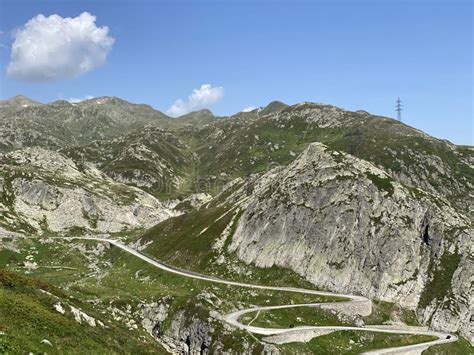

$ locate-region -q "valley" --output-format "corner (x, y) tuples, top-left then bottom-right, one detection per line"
(0, 96), (472, 354)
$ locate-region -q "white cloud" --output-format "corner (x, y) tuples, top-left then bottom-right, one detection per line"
(7, 12), (114, 82)
(242, 106), (257, 112)
(167, 84), (224, 117)
(67, 95), (94, 103)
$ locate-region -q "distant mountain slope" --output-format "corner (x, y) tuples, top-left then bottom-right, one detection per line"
(2, 96), (470, 211)
(61, 126), (192, 198)
(259, 100), (289, 115)
(0, 96), (173, 150)
(0, 95), (43, 108)
(176, 108), (217, 125)
(189, 102), (472, 212)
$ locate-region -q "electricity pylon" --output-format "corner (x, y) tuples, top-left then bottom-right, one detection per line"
(396, 97), (402, 122)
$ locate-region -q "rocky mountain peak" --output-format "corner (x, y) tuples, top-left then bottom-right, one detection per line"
(181, 108), (214, 117)
(79, 96), (128, 106)
(0, 95), (43, 108)
(260, 100), (288, 115)
(74, 96), (169, 120)
(49, 99), (74, 107)
(176, 109), (216, 125)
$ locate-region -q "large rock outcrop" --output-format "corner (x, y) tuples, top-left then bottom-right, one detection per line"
(0, 147), (176, 233)
(228, 143), (473, 343)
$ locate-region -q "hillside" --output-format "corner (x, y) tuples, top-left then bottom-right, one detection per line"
(0, 267), (167, 353)
(138, 142), (472, 346)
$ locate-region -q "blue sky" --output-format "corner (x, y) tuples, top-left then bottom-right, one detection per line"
(0, 0), (472, 144)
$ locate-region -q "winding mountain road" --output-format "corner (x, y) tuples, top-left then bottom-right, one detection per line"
(18, 236), (458, 354)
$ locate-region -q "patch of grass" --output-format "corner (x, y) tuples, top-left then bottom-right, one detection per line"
(422, 336), (474, 354)
(140, 204), (234, 271)
(364, 300), (420, 326)
(0, 248), (23, 267)
(367, 173), (394, 196)
(240, 299), (420, 330)
(279, 330), (437, 354)
(240, 305), (344, 328)
(0, 268), (64, 297)
(217, 328), (259, 353)
(419, 252), (461, 309)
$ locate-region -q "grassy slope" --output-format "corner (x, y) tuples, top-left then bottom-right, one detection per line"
(139, 202), (329, 289)
(422, 337), (474, 355)
(419, 251), (462, 310)
(0, 238), (344, 352)
(240, 306), (345, 328)
(0, 268), (166, 354)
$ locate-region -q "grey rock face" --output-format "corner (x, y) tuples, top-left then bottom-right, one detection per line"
(418, 239), (473, 344)
(228, 143), (473, 343)
(139, 297), (172, 338)
(159, 310), (212, 354)
(0, 147), (177, 233)
(13, 179), (62, 210)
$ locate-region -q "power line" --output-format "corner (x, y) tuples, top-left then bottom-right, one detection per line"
(395, 97), (403, 122)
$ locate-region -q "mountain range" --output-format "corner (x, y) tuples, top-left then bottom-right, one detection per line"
(0, 95), (472, 354)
